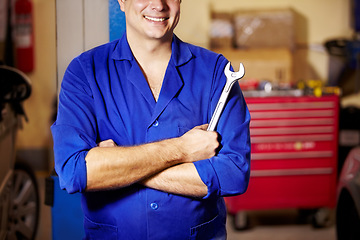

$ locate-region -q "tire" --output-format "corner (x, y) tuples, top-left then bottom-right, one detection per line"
(7, 161), (40, 240)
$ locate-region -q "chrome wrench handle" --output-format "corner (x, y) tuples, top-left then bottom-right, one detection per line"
(207, 62), (245, 131)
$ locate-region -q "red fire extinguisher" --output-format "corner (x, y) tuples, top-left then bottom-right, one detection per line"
(14, 0), (34, 73)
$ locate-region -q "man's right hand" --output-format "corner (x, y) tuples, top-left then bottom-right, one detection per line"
(179, 124), (220, 163)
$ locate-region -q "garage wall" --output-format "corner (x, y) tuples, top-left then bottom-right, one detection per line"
(15, 0), (57, 169)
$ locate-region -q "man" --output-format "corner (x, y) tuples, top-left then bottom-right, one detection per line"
(51, 0), (251, 239)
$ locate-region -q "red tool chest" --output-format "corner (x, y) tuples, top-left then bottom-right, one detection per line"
(226, 93), (339, 228)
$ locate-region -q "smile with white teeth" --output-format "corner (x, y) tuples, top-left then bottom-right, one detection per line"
(144, 16), (167, 22)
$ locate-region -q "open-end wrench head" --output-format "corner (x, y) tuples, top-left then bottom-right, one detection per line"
(224, 62), (245, 81)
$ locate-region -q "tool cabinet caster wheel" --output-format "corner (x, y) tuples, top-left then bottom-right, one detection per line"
(232, 211), (249, 230)
(311, 208), (332, 228)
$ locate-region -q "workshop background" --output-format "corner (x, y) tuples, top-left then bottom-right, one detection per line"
(1, 0), (360, 239)
(3, 0), (356, 173)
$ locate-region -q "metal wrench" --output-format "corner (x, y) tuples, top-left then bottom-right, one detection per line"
(207, 62), (245, 131)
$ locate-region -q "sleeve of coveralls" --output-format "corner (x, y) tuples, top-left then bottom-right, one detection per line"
(51, 57), (97, 194)
(193, 57), (251, 199)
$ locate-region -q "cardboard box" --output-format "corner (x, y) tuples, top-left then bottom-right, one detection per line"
(210, 12), (234, 49)
(214, 48), (294, 87)
(234, 9), (295, 49)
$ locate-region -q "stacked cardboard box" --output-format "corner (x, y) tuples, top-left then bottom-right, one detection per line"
(233, 9), (295, 50)
(210, 9), (295, 88)
(214, 48), (293, 88)
(210, 12), (234, 49)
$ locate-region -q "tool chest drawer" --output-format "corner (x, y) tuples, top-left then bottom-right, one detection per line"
(226, 94), (339, 214)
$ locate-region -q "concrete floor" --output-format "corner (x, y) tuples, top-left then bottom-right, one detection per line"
(226, 210), (336, 240)
(35, 174), (337, 240)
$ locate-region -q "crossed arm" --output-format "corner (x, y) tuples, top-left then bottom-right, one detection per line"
(85, 124), (219, 198)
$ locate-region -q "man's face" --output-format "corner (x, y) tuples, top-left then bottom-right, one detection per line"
(118, 0), (181, 42)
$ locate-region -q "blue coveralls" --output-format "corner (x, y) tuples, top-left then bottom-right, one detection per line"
(51, 34), (251, 240)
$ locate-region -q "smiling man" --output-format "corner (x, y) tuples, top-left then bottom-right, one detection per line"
(51, 0), (251, 239)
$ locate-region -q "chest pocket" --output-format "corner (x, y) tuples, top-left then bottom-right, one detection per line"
(147, 122), (188, 143)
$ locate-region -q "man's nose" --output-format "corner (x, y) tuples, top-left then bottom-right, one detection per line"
(149, 0), (167, 11)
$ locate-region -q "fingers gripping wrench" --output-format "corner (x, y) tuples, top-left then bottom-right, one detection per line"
(207, 62), (245, 131)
